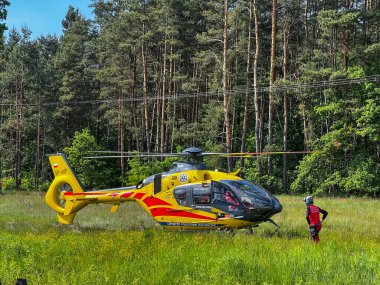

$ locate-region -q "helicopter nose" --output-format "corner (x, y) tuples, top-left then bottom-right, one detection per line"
(263, 197), (282, 219)
(247, 196), (282, 220)
(271, 197), (282, 214)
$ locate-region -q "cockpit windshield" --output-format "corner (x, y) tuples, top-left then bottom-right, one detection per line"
(222, 180), (272, 209)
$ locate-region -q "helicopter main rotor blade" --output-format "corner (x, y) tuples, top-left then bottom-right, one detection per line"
(86, 151), (190, 156)
(88, 150), (157, 155)
(227, 151), (313, 155)
(83, 154), (186, 159)
(199, 151), (313, 157)
(83, 150), (314, 159)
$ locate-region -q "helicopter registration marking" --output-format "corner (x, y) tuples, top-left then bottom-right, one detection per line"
(54, 169), (67, 176)
(179, 173), (188, 183)
(160, 222), (225, 227)
(193, 205), (211, 209)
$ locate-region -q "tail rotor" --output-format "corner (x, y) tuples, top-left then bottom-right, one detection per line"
(46, 154), (87, 224)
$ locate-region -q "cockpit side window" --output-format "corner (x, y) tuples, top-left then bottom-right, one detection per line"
(212, 183), (224, 201)
(193, 186), (211, 204)
(211, 182), (240, 206)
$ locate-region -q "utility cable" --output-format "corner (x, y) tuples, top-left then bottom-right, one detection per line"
(0, 75), (379, 107)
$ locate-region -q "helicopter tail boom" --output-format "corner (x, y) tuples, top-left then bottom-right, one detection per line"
(45, 153), (88, 224)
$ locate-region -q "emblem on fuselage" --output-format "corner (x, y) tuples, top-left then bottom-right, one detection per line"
(179, 173), (188, 183)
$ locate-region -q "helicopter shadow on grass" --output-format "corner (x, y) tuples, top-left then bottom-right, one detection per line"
(52, 223), (107, 234)
(52, 221), (161, 234)
(158, 227), (294, 239)
(52, 222), (306, 241)
(258, 228), (305, 239)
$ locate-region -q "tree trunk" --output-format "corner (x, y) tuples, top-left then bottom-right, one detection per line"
(151, 97), (157, 154)
(268, 0), (277, 175)
(130, 52), (140, 151)
(283, 26), (289, 193)
(35, 92), (42, 190)
(332, 26), (337, 67)
(170, 61), (177, 153)
(343, 0), (350, 69)
(302, 105), (309, 151)
(343, 30), (350, 70)
(160, 36), (167, 153)
(253, 0), (262, 175)
(155, 73), (161, 153)
(194, 63), (200, 124)
(304, 0), (309, 49)
(0, 93), (3, 190)
(15, 74), (23, 191)
(118, 87), (125, 178)
(141, 29), (150, 153)
(165, 44), (174, 153)
(241, 0), (253, 166)
(223, 0), (231, 171)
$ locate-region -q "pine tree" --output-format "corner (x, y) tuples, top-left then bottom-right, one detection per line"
(0, 0), (10, 50)
(53, 6), (93, 147)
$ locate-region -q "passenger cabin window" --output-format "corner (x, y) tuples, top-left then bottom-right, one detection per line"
(174, 187), (187, 206)
(193, 186), (211, 204)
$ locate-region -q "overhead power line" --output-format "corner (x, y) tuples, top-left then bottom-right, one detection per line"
(0, 75), (379, 107)
(234, 75), (380, 93)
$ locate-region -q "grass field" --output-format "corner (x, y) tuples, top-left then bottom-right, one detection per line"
(0, 193), (379, 284)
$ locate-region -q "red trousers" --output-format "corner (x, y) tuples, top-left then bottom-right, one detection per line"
(309, 223), (322, 242)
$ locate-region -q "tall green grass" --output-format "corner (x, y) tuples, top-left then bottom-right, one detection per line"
(0, 193), (379, 284)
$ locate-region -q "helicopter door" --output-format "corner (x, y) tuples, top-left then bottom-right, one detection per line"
(211, 181), (242, 216)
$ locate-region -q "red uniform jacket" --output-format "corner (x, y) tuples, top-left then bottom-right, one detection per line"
(306, 205), (328, 226)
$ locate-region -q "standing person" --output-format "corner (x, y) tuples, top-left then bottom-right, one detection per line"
(304, 196), (328, 242)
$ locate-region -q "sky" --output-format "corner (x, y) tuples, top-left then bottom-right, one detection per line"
(5, 0), (94, 39)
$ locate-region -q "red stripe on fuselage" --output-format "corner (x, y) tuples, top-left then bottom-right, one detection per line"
(150, 207), (215, 221)
(64, 192), (109, 196)
(134, 193), (145, 200)
(121, 192), (134, 198)
(64, 191), (146, 199)
(143, 197), (171, 207)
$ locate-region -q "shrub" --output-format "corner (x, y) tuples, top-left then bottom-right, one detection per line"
(1, 177), (16, 192)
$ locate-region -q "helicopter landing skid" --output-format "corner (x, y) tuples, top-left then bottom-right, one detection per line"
(266, 218), (280, 229)
(266, 218), (280, 236)
(216, 228), (236, 236)
(246, 225), (259, 235)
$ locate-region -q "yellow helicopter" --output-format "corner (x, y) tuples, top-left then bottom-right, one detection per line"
(45, 147), (286, 231)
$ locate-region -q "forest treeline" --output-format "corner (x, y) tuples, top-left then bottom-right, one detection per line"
(0, 0), (379, 196)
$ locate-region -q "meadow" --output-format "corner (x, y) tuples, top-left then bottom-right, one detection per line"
(0, 193), (379, 285)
